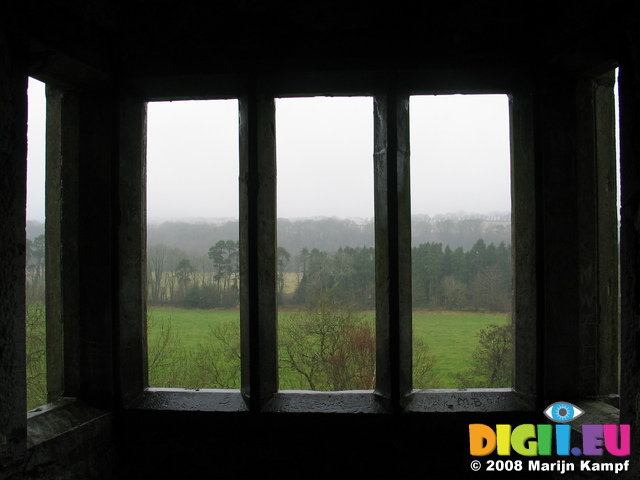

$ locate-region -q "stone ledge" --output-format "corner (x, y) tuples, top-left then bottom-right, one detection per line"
(27, 398), (111, 448)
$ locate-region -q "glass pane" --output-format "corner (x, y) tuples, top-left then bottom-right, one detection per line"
(410, 94), (512, 389)
(276, 96), (375, 391)
(26, 77), (47, 410)
(146, 99), (240, 389)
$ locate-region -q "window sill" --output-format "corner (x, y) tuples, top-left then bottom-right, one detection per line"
(406, 388), (533, 413)
(265, 390), (386, 413)
(27, 397), (112, 448)
(24, 398), (115, 477)
(127, 388), (248, 412)
(127, 388), (383, 413)
(127, 387), (535, 414)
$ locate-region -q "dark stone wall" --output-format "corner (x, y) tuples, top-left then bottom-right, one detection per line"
(0, 1), (28, 469)
(619, 0), (640, 465)
(116, 409), (541, 479)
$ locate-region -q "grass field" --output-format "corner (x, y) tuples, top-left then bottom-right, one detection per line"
(148, 307), (509, 388)
(412, 311), (509, 386)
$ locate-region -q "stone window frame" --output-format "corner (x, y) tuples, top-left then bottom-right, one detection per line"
(119, 70), (542, 415)
(30, 67), (619, 421)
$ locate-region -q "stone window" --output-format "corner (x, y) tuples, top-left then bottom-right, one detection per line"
(18, 71), (620, 419)
(115, 70), (620, 414)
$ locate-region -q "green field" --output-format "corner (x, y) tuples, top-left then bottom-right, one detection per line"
(148, 307), (509, 388)
(412, 311), (509, 386)
(149, 307), (240, 346)
(26, 306), (509, 409)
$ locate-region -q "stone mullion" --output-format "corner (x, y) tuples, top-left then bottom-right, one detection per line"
(239, 87), (278, 410)
(374, 76), (412, 412)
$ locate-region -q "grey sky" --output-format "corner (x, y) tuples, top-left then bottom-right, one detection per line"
(26, 78), (46, 222)
(410, 94), (511, 217)
(276, 96), (375, 220)
(26, 78), (513, 223)
(146, 99), (240, 222)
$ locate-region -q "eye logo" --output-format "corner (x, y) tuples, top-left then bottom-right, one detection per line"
(543, 402), (584, 423)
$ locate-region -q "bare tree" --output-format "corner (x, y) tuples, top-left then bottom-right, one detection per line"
(277, 246), (291, 304)
(472, 264), (509, 312)
(192, 321), (241, 389)
(413, 337), (442, 389)
(174, 258), (194, 304)
(147, 312), (187, 387)
(148, 244), (169, 303)
(440, 275), (467, 310)
(25, 303), (46, 410)
(280, 296), (374, 390)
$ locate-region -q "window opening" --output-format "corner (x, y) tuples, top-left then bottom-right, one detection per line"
(146, 99), (240, 389)
(26, 77), (47, 410)
(275, 96), (375, 391)
(409, 94), (512, 389)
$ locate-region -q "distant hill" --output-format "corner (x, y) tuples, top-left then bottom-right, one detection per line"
(147, 214), (510, 256)
(27, 214), (511, 256)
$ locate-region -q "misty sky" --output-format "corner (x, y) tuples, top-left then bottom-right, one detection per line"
(26, 78), (46, 222)
(410, 94), (511, 217)
(26, 78), (512, 223)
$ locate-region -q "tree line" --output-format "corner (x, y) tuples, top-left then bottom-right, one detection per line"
(26, 230), (511, 313)
(147, 237), (511, 313)
(412, 239), (511, 312)
(26, 234), (46, 303)
(148, 240), (240, 308)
